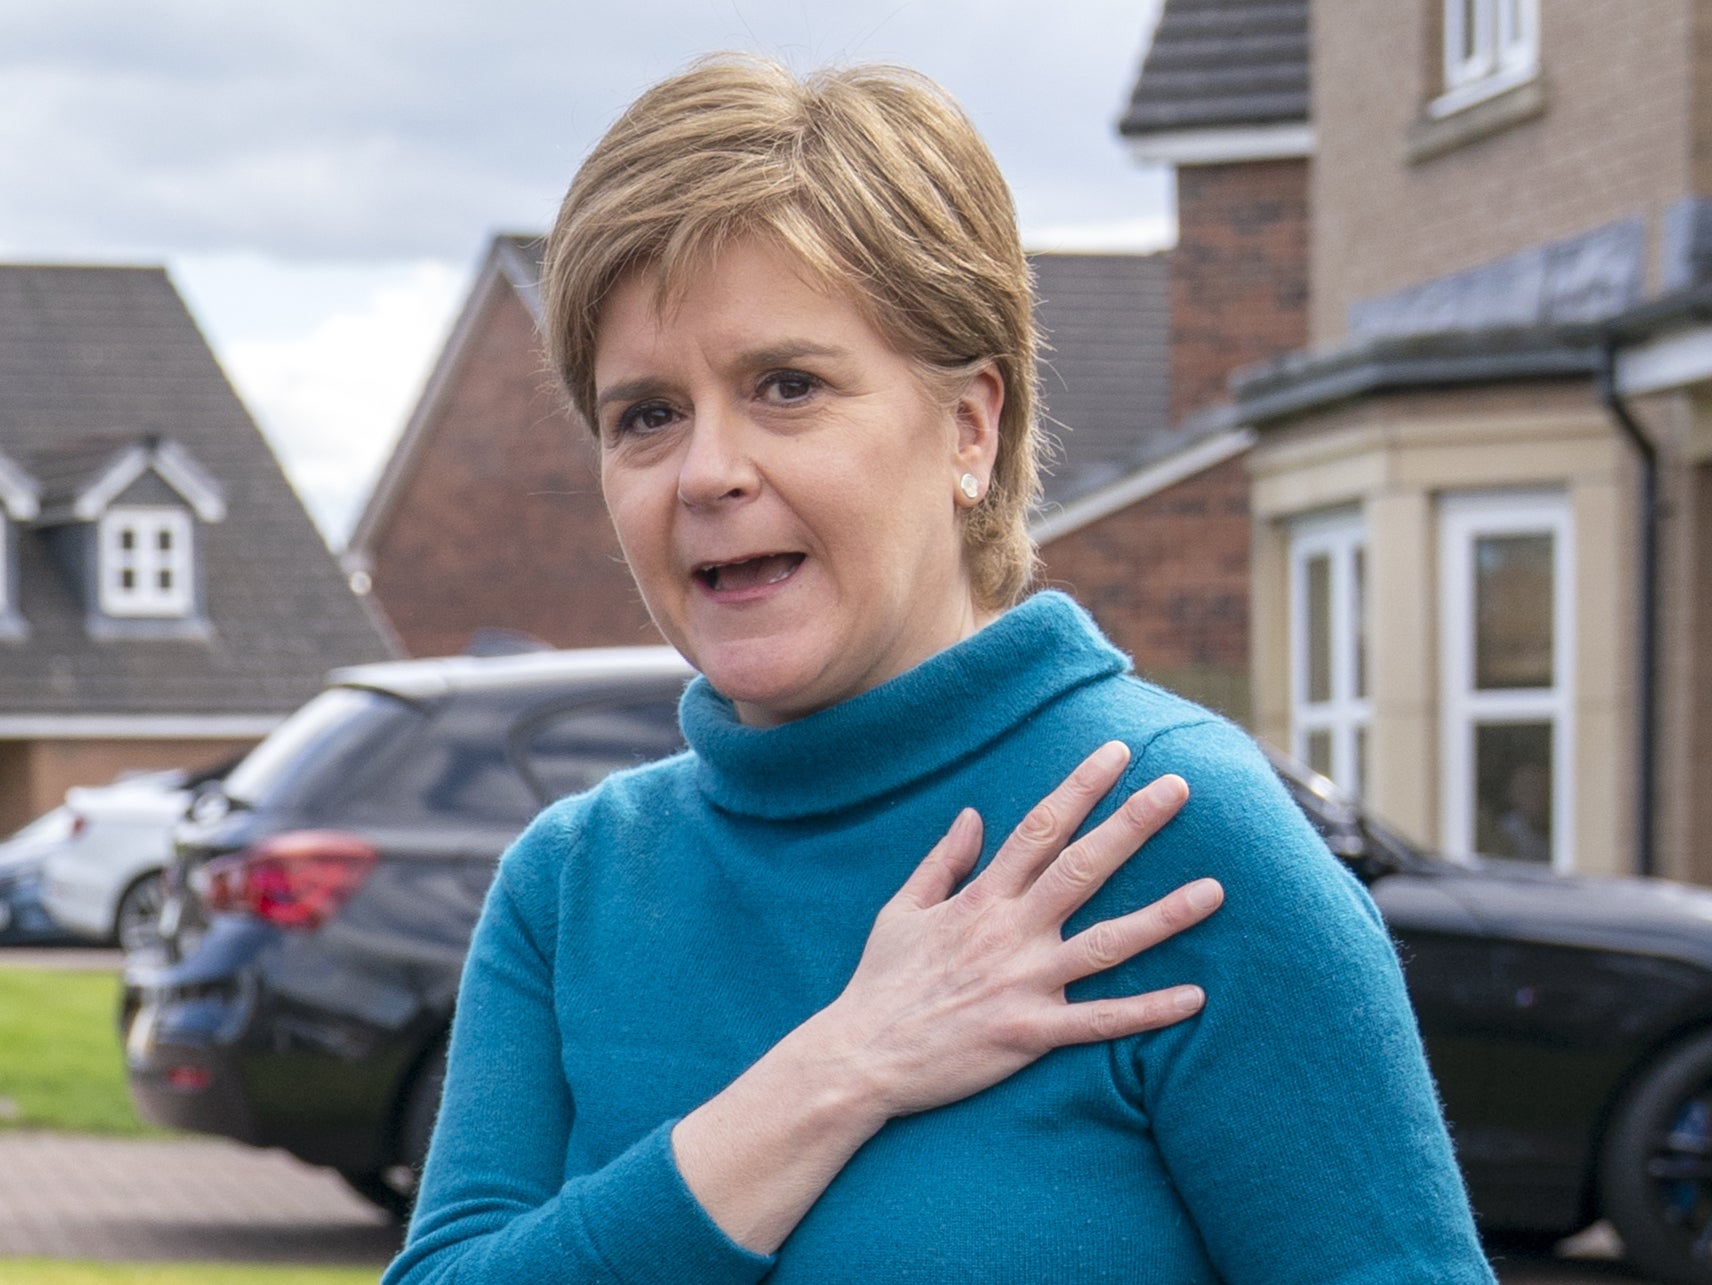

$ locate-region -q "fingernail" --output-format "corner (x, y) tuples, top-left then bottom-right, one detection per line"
(1187, 878), (1222, 912)
(1174, 986), (1204, 1015)
(1092, 741), (1129, 771)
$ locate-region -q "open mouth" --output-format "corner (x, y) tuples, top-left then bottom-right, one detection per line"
(693, 553), (804, 593)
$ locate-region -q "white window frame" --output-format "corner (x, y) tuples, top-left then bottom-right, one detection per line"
(98, 506), (194, 618)
(1439, 491), (1574, 869)
(1434, 0), (1540, 118)
(1289, 509), (1371, 797)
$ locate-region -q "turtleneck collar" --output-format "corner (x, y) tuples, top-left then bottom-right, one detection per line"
(678, 590), (1129, 820)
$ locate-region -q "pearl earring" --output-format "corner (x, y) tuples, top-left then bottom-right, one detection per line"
(959, 473), (981, 502)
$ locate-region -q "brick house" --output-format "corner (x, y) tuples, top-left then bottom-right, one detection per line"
(1212, 0), (1712, 882)
(0, 265), (392, 832)
(1035, 0), (1316, 723)
(347, 235), (1261, 716)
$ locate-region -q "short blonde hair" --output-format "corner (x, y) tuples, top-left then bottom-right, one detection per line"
(541, 54), (1041, 609)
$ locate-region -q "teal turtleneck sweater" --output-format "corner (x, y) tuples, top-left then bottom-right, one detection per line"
(385, 592), (1494, 1285)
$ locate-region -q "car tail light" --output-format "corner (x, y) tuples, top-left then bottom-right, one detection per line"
(191, 831), (378, 931)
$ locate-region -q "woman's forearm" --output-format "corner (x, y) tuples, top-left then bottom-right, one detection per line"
(671, 1009), (888, 1253)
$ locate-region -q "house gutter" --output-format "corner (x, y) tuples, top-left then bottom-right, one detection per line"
(1595, 340), (1658, 878)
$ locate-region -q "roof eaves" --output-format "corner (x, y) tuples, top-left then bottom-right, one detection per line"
(1232, 328), (1604, 427)
(0, 450), (40, 521)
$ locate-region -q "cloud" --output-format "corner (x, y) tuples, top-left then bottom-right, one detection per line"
(0, 0), (1166, 262)
(204, 259), (466, 545)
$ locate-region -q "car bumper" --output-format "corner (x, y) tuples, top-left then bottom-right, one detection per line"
(40, 869), (115, 942)
(120, 915), (421, 1174)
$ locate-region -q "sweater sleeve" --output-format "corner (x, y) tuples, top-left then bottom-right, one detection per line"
(1099, 720), (1495, 1285)
(381, 816), (775, 1285)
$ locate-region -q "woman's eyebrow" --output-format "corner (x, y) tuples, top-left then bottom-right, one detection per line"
(596, 376), (672, 411)
(741, 341), (848, 367)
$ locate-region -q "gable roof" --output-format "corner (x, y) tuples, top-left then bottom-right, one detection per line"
(0, 264), (392, 722)
(1119, 0), (1313, 162)
(345, 233), (545, 563)
(32, 432), (227, 525)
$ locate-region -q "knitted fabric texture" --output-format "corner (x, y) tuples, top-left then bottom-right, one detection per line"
(386, 591), (1495, 1284)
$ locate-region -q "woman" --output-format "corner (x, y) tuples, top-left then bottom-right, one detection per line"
(385, 57), (1494, 1283)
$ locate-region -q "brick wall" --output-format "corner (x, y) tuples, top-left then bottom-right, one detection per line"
(1036, 455), (1252, 723)
(365, 284), (660, 658)
(1170, 159), (1310, 424)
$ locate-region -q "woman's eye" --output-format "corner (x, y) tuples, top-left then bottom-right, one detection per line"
(612, 401), (676, 437)
(760, 370), (819, 404)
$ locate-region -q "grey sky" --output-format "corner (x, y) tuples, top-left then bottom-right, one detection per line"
(0, 0), (1171, 539)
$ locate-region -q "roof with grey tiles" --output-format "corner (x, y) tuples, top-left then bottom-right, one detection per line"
(0, 265), (393, 718)
(1031, 251), (1173, 511)
(1119, 0), (1310, 136)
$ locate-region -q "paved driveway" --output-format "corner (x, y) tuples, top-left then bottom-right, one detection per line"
(0, 1132), (400, 1266)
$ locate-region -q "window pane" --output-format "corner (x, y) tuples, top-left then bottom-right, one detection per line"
(1474, 533), (1553, 689)
(158, 570), (172, 590)
(1461, 0), (1480, 61)
(1306, 730), (1333, 779)
(1472, 722), (1552, 862)
(120, 529), (135, 551)
(524, 699), (686, 802)
(1355, 725), (1369, 800)
(120, 569), (134, 589)
(1353, 546), (1369, 699)
(1306, 554), (1332, 703)
(157, 529), (172, 551)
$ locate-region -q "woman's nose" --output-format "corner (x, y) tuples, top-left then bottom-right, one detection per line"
(676, 406), (759, 508)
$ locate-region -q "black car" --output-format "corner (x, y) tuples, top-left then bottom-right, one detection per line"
(124, 650), (1712, 1283)
(123, 646), (692, 1217)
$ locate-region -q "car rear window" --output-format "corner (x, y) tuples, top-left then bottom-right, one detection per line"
(520, 697), (686, 802)
(222, 687), (418, 812)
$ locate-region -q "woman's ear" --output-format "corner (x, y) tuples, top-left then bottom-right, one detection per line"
(952, 362), (1004, 501)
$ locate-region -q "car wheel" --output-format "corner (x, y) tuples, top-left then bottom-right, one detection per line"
(115, 872), (166, 954)
(1601, 1028), (1712, 1284)
(340, 1039), (448, 1224)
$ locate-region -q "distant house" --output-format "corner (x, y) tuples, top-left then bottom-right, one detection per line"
(1130, 0), (1712, 883)
(344, 235), (659, 660)
(1035, 0), (1315, 723)
(0, 265), (392, 831)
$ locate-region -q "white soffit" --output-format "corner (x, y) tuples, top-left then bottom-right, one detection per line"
(1617, 324), (1712, 396)
(0, 714), (284, 738)
(1030, 428), (1256, 547)
(1125, 125), (1315, 167)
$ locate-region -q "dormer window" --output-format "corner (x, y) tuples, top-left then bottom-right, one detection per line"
(99, 506), (193, 617)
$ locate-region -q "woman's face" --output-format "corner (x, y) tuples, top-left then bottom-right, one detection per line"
(594, 237), (1001, 727)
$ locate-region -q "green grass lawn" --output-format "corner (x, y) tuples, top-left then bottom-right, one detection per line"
(0, 967), (161, 1134)
(0, 1262), (377, 1284)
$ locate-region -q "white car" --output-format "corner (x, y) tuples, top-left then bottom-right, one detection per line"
(40, 763), (227, 952)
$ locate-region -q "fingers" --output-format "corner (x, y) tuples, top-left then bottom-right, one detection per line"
(977, 741), (1132, 898)
(1036, 985), (1206, 1047)
(885, 808), (984, 912)
(1026, 774), (1189, 924)
(1050, 877), (1222, 986)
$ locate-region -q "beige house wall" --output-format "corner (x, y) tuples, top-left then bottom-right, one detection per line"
(1311, 0), (1695, 346)
(0, 737), (255, 834)
(1248, 383), (1640, 873)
